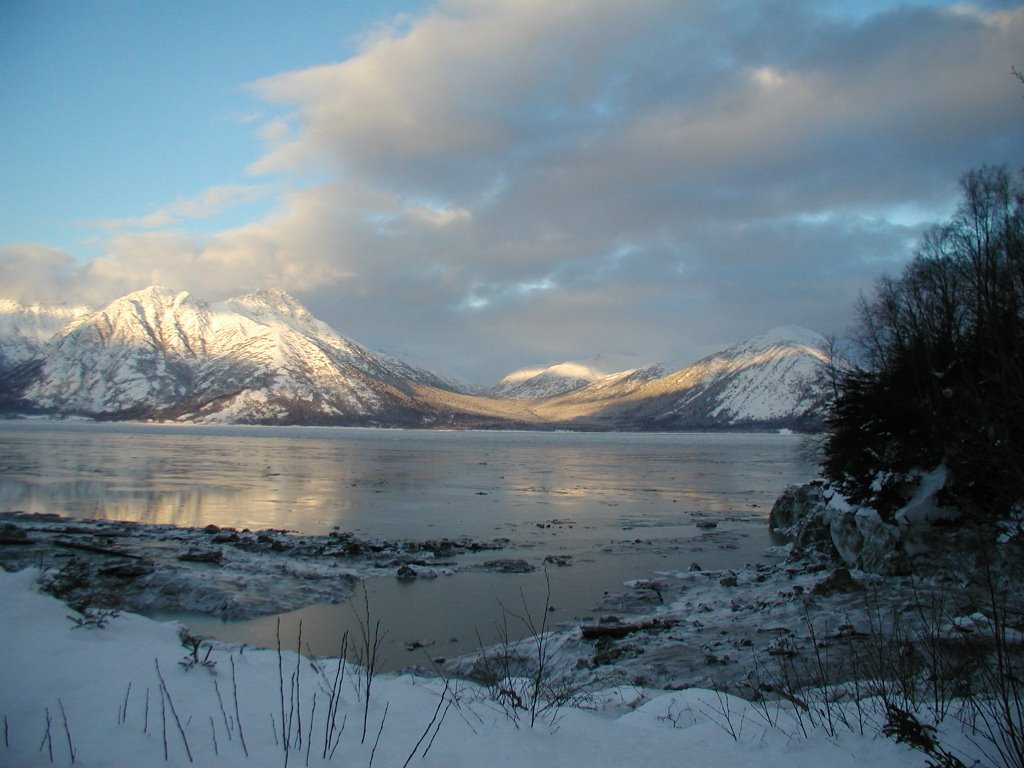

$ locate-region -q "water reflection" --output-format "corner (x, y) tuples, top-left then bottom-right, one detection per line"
(0, 423), (814, 543)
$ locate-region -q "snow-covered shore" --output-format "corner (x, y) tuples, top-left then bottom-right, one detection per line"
(2, 479), (1020, 767)
(0, 567), (924, 767)
(0, 509), (963, 693)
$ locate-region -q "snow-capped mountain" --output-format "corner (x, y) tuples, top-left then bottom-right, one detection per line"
(0, 287), (835, 430)
(535, 327), (833, 429)
(642, 325), (832, 428)
(0, 299), (89, 375)
(490, 362), (607, 399)
(7, 286), (467, 424)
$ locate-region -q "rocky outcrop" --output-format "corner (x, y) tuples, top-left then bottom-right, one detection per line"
(769, 482), (910, 575)
(828, 508), (908, 575)
(768, 482), (826, 536)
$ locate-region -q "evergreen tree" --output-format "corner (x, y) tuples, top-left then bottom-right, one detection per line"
(823, 166), (1024, 522)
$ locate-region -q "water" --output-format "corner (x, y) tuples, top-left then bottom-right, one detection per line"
(0, 421), (816, 667)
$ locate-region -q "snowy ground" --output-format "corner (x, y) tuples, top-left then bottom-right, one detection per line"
(0, 567), (931, 767)
(3, 505), (1017, 766)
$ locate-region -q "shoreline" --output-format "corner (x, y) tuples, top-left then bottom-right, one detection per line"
(1, 497), (988, 695)
(1, 486), (1020, 767)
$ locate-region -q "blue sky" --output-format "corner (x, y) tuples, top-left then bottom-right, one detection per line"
(1, 1), (427, 250)
(2, 1), (1022, 383)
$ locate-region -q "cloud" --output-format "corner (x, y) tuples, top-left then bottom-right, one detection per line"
(0, 244), (82, 304)
(86, 184), (273, 232)
(76, 185), (363, 303)
(7, 1), (1024, 383)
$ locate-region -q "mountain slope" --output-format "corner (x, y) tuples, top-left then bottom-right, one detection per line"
(0, 299), (89, 375)
(13, 286), (469, 425)
(535, 327), (832, 429)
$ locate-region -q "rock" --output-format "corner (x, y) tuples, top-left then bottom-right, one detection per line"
(719, 574), (738, 587)
(396, 565), (418, 580)
(773, 481), (937, 576)
(0, 523), (32, 545)
(770, 481), (909, 573)
(483, 558), (535, 573)
(828, 509), (908, 576)
(696, 520), (718, 529)
(99, 561), (155, 579)
(811, 567), (862, 596)
(853, 513), (908, 576)
(791, 511), (837, 561)
(689, 561), (702, 571)
(765, 636), (798, 657)
(828, 511), (864, 564)
(543, 554), (572, 567)
(769, 482), (826, 534)
(404, 639), (434, 650)
(178, 548), (223, 564)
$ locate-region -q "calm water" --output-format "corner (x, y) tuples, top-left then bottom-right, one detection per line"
(0, 421), (816, 667)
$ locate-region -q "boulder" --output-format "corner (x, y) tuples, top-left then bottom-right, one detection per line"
(772, 482), (912, 576)
(811, 567), (861, 596)
(832, 509), (907, 575)
(178, 548), (223, 564)
(769, 482), (826, 535)
(396, 564), (418, 580)
(484, 558), (535, 574)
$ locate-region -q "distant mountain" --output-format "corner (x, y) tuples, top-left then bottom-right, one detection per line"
(490, 362), (607, 399)
(0, 299), (89, 375)
(0, 287), (836, 430)
(534, 326), (832, 430)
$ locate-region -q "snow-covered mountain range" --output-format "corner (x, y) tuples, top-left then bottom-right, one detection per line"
(0, 287), (835, 429)
(530, 326), (832, 430)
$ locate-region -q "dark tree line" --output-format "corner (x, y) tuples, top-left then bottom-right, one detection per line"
(823, 165), (1024, 522)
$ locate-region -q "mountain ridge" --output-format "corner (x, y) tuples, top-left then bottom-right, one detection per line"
(0, 287), (835, 430)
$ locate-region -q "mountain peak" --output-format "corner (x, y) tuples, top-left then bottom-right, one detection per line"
(121, 285), (193, 305)
(491, 361), (607, 398)
(752, 325), (827, 348)
(226, 288), (317, 327)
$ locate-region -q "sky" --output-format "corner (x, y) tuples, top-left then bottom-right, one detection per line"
(1, 1), (1022, 385)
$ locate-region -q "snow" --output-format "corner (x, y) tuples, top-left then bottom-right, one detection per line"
(625, 324), (833, 426)
(491, 362), (608, 398)
(0, 567), (925, 767)
(894, 466), (959, 525)
(3, 286), (833, 428)
(0, 299), (89, 371)
(17, 286), (458, 420)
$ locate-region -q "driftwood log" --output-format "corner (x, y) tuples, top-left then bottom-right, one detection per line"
(580, 617), (676, 640)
